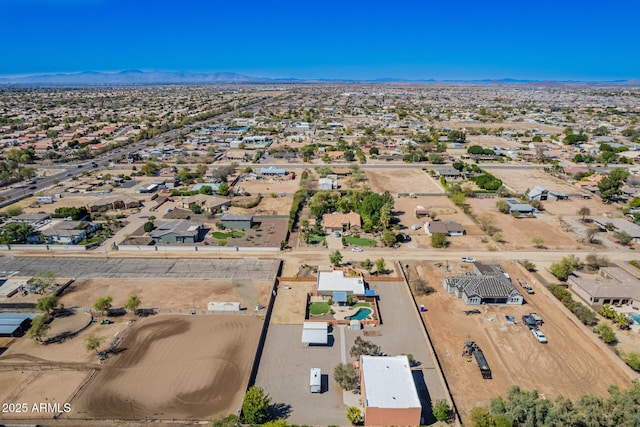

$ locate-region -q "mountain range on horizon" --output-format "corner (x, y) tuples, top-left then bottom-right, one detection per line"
(0, 70), (638, 86)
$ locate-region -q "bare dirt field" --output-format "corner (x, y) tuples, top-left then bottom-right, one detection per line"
(467, 197), (579, 250)
(72, 314), (262, 420)
(236, 174), (300, 195)
(366, 168), (443, 194)
(270, 280), (316, 325)
(408, 260), (633, 425)
(58, 277), (273, 311)
(483, 167), (581, 195)
(436, 121), (564, 134)
(394, 195), (487, 250)
(466, 135), (524, 150)
(0, 370), (91, 419)
(228, 195), (293, 216)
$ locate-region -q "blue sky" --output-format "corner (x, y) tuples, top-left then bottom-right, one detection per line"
(2, 0), (638, 80)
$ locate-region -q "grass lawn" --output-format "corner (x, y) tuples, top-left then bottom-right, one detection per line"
(353, 302), (371, 308)
(210, 230), (246, 239)
(343, 236), (378, 246)
(308, 234), (326, 244)
(309, 301), (330, 316)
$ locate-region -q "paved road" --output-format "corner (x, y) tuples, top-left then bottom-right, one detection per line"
(0, 257), (279, 280)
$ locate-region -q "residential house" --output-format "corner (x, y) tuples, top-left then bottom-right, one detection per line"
(444, 263), (523, 305)
(150, 220), (205, 243)
(438, 167), (462, 180)
(360, 355), (422, 427)
(11, 213), (51, 227)
(40, 221), (100, 245)
(508, 203), (537, 216)
(317, 269), (366, 298)
(594, 218), (640, 243)
(86, 195), (141, 212)
(259, 166), (286, 176)
(424, 221), (466, 236)
(569, 266), (640, 308)
(180, 194), (230, 214)
(527, 186), (569, 201)
(322, 212), (361, 232)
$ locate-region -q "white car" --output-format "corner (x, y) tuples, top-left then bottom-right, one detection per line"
(531, 329), (548, 343)
(351, 247), (363, 252)
(462, 257), (476, 263)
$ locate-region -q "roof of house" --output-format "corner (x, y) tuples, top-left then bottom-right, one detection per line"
(40, 221), (95, 238)
(594, 218), (640, 238)
(445, 263), (521, 300)
(181, 194), (230, 209)
(528, 186), (548, 197)
(317, 270), (365, 295)
(321, 212), (361, 229)
(150, 220), (202, 238)
(221, 213), (253, 222)
(361, 355), (421, 409)
(509, 203), (536, 212)
(12, 213), (51, 222)
(426, 221), (465, 234)
(569, 266), (640, 300)
(260, 166), (286, 175)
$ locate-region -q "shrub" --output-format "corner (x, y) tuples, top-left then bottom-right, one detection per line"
(624, 352), (640, 371)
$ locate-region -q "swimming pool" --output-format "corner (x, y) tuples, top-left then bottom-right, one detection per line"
(630, 313), (640, 324)
(346, 308), (372, 321)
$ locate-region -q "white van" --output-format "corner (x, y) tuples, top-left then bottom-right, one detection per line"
(310, 368), (321, 393)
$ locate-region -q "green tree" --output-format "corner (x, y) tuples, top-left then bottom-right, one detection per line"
(93, 295), (113, 316)
(36, 295), (58, 315)
(595, 322), (616, 344)
(217, 182), (230, 196)
(30, 271), (56, 292)
(124, 294), (141, 313)
(141, 160), (160, 176)
(379, 203), (392, 229)
(451, 192), (466, 207)
(615, 230), (633, 246)
(375, 258), (386, 275)
(431, 232), (448, 248)
(0, 222), (37, 244)
(143, 221), (155, 233)
(432, 399), (451, 422)
(381, 230), (396, 247)
(241, 386), (271, 424)
(523, 260), (536, 272)
(84, 333), (104, 355)
(27, 314), (50, 341)
(598, 168), (629, 202)
(496, 200), (510, 214)
(334, 363), (360, 391)
(530, 199), (544, 211)
(345, 406), (362, 425)
(360, 258), (373, 274)
(350, 336), (381, 358)
(329, 250), (343, 266)
(623, 352), (640, 371)
(5, 205), (23, 216)
(550, 260), (574, 281)
(532, 236), (545, 248)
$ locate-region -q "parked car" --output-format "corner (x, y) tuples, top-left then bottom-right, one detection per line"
(462, 257), (476, 263)
(351, 247), (363, 252)
(334, 231), (341, 237)
(531, 329), (548, 343)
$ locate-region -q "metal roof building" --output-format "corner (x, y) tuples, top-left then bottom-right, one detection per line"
(301, 322), (328, 345)
(0, 313), (37, 337)
(360, 355), (422, 426)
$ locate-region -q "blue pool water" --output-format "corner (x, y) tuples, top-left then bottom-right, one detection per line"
(346, 308), (372, 321)
(630, 313), (640, 324)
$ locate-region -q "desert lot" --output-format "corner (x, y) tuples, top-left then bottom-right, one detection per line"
(483, 167), (583, 196)
(366, 168), (443, 194)
(72, 314), (262, 420)
(467, 197), (579, 250)
(408, 260), (633, 424)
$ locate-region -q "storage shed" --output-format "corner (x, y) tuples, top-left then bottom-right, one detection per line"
(0, 313), (37, 337)
(221, 214), (254, 230)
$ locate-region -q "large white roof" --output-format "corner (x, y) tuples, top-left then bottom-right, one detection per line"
(361, 355), (421, 409)
(317, 270), (365, 295)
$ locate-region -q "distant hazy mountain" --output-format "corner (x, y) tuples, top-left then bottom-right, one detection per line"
(0, 70), (636, 85)
(0, 70), (272, 85)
